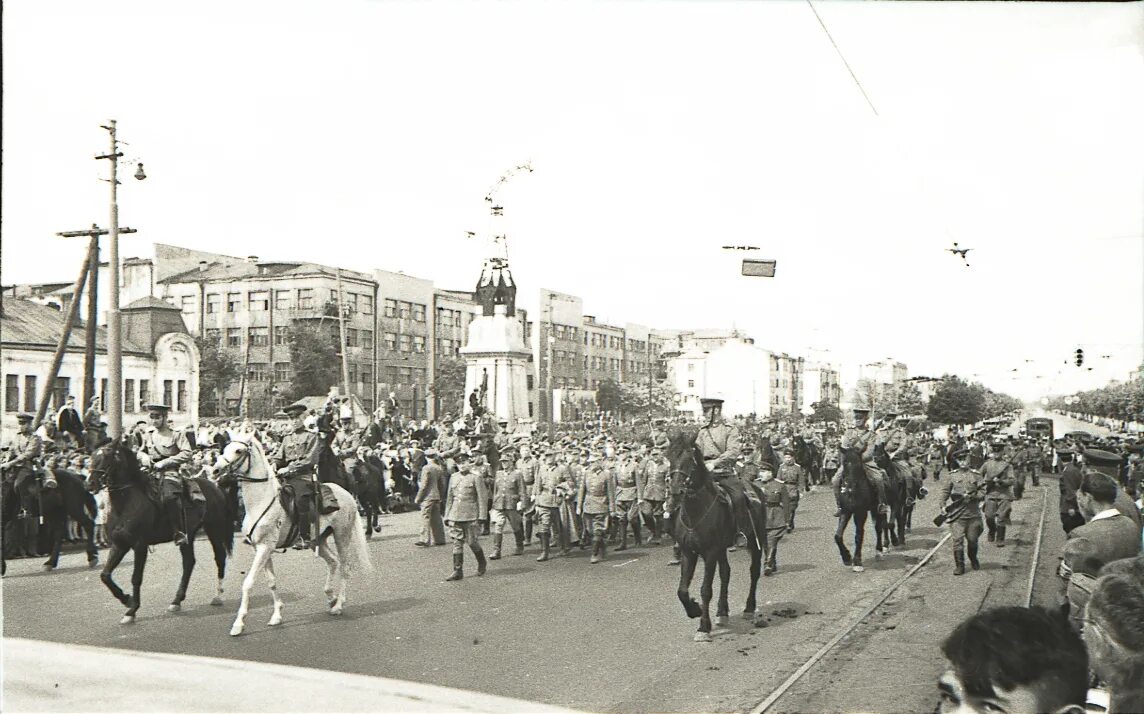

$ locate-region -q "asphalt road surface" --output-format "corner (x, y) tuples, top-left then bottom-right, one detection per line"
(1, 410), (1111, 713)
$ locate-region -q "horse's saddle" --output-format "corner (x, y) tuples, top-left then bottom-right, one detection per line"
(278, 482), (340, 517)
(714, 476), (765, 537)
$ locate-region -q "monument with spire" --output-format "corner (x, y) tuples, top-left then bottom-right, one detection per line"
(459, 164), (533, 427)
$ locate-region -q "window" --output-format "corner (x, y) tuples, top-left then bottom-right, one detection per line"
(297, 288), (315, 309)
(412, 303), (426, 322)
(398, 301), (411, 319)
(348, 364), (357, 384)
(526, 375), (534, 390)
(360, 295), (373, 315)
(5, 375), (18, 412)
(273, 326), (289, 346)
(23, 376), (37, 412)
(399, 366), (413, 383)
(205, 328), (222, 344)
(413, 336), (426, 353)
(361, 367), (373, 386)
(555, 324), (566, 340)
(275, 362), (291, 381)
(399, 334), (412, 352)
(248, 364), (267, 383)
(101, 378), (108, 407)
(275, 290), (292, 310)
(177, 380), (187, 412)
(226, 292), (241, 312)
(249, 291), (269, 311)
(180, 295), (196, 315)
(124, 380), (135, 413)
(437, 308), (452, 327)
(163, 380), (173, 407)
(568, 327), (578, 341)
(688, 363), (694, 372)
(361, 330), (373, 348)
(386, 366), (400, 386)
(139, 380), (150, 407)
(226, 328), (242, 348)
(688, 380), (695, 388)
(206, 294), (221, 314)
(248, 327), (269, 346)
(384, 332), (397, 351)
(344, 293), (358, 313)
(53, 377), (70, 411)
(384, 299), (397, 318)
(345, 328), (358, 347)
(225, 398), (240, 412)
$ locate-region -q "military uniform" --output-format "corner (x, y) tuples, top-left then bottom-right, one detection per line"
(138, 416), (197, 544)
(614, 454), (642, 550)
(939, 465), (985, 574)
(3, 423), (43, 493)
(443, 459), (489, 581)
(759, 475), (791, 575)
(638, 452), (669, 544)
(1058, 456), (1085, 533)
(516, 451), (539, 543)
(532, 458), (567, 561)
(776, 461), (806, 530)
(272, 418), (324, 544)
(489, 455), (527, 558)
(579, 459), (617, 563)
(980, 447), (1014, 546)
(832, 423), (887, 508)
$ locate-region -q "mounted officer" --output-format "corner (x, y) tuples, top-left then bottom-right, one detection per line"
(695, 397), (761, 506)
(2, 413), (44, 498)
(135, 404), (199, 547)
(272, 403), (338, 550)
(832, 407), (888, 517)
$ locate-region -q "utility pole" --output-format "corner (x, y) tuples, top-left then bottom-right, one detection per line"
(33, 239), (96, 429)
(95, 120), (145, 438)
(57, 224), (136, 414)
(546, 305), (555, 439)
(335, 268), (351, 399)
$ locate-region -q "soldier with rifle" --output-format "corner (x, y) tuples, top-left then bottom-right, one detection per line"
(936, 447), (989, 576)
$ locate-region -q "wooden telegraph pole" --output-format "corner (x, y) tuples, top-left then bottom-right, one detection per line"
(57, 224), (136, 414)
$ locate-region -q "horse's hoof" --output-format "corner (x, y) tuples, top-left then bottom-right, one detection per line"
(874, 551), (883, 560)
(328, 598), (338, 609)
(41, 563), (55, 572)
(120, 615), (136, 625)
(853, 565), (865, 573)
(329, 605), (343, 616)
(209, 597), (224, 607)
(229, 625), (244, 637)
(694, 631), (713, 643)
(742, 610), (757, 623)
(268, 615), (283, 626)
(168, 603), (181, 613)
(715, 615), (729, 627)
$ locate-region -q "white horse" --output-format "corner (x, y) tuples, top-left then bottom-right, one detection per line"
(211, 432), (373, 637)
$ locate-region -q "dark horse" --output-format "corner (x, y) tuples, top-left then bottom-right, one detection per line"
(873, 446), (907, 548)
(88, 440), (233, 624)
(792, 435), (822, 487)
(668, 433), (767, 641)
(834, 447), (883, 572)
(25, 469), (100, 571)
(348, 453), (387, 537)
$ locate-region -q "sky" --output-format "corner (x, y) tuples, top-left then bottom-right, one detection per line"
(3, 1), (1142, 401)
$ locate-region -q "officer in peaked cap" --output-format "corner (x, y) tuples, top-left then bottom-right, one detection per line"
(3, 413), (43, 500)
(1083, 447), (1124, 483)
(1057, 447), (1085, 534)
(137, 403), (199, 547)
(832, 407), (889, 517)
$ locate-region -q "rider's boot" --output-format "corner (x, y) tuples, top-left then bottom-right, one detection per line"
(995, 525), (1006, 548)
(445, 552), (464, 582)
(489, 533), (503, 560)
(536, 533), (551, 562)
(953, 550), (966, 576)
(512, 529), (525, 556)
(616, 520), (629, 552)
(166, 499), (188, 546)
(832, 476), (843, 518)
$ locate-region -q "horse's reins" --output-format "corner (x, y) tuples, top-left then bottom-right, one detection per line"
(220, 443), (286, 545)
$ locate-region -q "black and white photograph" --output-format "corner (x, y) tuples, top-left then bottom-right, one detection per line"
(2, 1), (1143, 712)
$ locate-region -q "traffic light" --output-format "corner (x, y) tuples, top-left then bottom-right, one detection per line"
(1075, 348), (1084, 367)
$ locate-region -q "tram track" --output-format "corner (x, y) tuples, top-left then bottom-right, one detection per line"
(749, 482), (1052, 714)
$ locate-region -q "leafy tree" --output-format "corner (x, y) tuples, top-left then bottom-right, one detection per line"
(617, 380), (677, 418)
(432, 357), (467, 418)
(926, 375), (985, 426)
(808, 399), (843, 424)
(284, 322), (340, 402)
(196, 335), (241, 417)
(1048, 377), (1144, 423)
(596, 378), (623, 416)
(895, 382), (926, 416)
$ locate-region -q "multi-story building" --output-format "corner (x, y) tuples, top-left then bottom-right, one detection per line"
(800, 362), (843, 412)
(373, 270), (432, 420)
(666, 338), (773, 419)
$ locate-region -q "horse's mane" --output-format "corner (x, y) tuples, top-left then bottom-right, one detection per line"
(666, 432), (710, 481)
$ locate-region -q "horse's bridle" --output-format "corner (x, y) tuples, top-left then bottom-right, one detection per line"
(669, 448), (723, 534)
(213, 445), (267, 483)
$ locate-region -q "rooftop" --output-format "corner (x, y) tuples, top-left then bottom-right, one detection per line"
(0, 298), (150, 355)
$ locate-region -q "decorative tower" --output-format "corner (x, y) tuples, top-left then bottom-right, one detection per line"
(460, 164), (533, 427)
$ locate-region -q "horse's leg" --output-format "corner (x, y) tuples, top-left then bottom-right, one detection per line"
(123, 544), (149, 624)
(317, 536), (342, 614)
(79, 508), (99, 566)
(744, 525), (763, 623)
(264, 555), (285, 626)
(100, 542), (132, 608)
(42, 514), (63, 571)
(676, 549), (702, 619)
(209, 530), (228, 607)
(169, 540), (196, 612)
(834, 512), (853, 566)
(715, 551), (731, 626)
(852, 512), (867, 572)
(330, 517), (351, 614)
(695, 553), (718, 642)
(230, 542), (271, 636)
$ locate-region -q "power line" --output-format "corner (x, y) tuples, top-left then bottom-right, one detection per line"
(806, 0), (878, 117)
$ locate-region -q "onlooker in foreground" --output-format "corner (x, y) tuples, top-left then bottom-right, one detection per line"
(938, 606), (1088, 714)
(1083, 572), (1144, 713)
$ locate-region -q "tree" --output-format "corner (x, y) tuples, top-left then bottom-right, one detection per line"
(432, 357), (467, 418)
(926, 375), (985, 426)
(284, 322), (340, 402)
(808, 399), (843, 424)
(895, 382), (926, 416)
(617, 380), (677, 418)
(197, 335), (241, 417)
(851, 379), (892, 415)
(596, 378), (623, 416)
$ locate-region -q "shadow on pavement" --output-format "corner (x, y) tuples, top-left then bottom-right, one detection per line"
(773, 563), (815, 574)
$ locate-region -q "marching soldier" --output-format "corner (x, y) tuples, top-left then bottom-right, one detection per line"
(980, 441), (1014, 547)
(757, 465), (791, 576)
(776, 449), (806, 531)
(516, 443), (539, 545)
(832, 407), (889, 517)
(532, 448), (566, 562)
(614, 446), (641, 551)
(1023, 439), (1042, 488)
(578, 451), (618, 564)
(136, 404), (198, 547)
(413, 448), (447, 547)
(822, 439), (842, 485)
(443, 450), (489, 581)
(489, 447), (527, 559)
(638, 444), (669, 545)
(272, 403), (338, 550)
(938, 448), (985, 575)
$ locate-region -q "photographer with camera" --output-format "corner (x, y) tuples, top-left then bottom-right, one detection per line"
(937, 447), (987, 576)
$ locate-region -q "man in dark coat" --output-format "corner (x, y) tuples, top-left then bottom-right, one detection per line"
(56, 395), (84, 449)
(1058, 449), (1085, 534)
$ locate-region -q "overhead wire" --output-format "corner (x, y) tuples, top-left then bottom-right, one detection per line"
(806, 0), (878, 117)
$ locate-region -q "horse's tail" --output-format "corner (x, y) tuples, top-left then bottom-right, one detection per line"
(343, 506), (374, 576)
